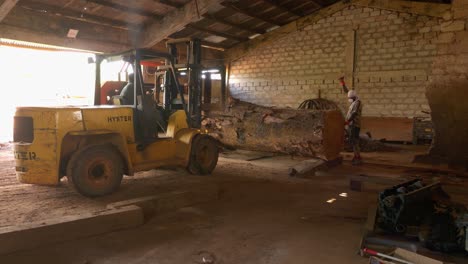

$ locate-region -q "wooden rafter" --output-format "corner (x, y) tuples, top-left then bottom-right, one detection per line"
(18, 0), (140, 30)
(290, 0), (321, 14)
(141, 0), (224, 48)
(0, 23), (130, 53)
(221, 2), (285, 26)
(352, 0), (451, 18)
(0, 0), (19, 22)
(186, 23), (248, 42)
(86, 0), (163, 19)
(225, 0), (351, 61)
(310, 0), (328, 7)
(1, 6), (131, 52)
(225, 0), (453, 61)
(268, 0), (319, 16)
(201, 40), (231, 50)
(260, 0), (303, 17)
(155, 0), (183, 8)
(203, 14), (266, 35)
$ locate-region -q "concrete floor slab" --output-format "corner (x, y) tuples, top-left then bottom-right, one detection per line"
(0, 205), (144, 255)
(0, 146), (466, 263)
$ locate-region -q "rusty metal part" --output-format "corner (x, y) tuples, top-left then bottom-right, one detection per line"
(298, 98), (340, 110)
(66, 145), (123, 197)
(187, 135), (219, 175)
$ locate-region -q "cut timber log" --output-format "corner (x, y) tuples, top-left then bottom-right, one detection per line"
(202, 100), (345, 160)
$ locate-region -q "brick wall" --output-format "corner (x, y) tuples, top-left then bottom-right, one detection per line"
(228, 5), (468, 118)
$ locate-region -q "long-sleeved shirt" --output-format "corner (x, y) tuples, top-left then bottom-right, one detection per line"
(342, 83), (349, 94)
(346, 99), (363, 127)
(340, 82), (363, 127)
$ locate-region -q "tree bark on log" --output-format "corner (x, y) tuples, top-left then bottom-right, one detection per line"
(202, 100), (345, 160)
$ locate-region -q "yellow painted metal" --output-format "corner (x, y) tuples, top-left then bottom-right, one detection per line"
(130, 110), (198, 171)
(14, 107), (83, 185)
(166, 110), (189, 138)
(175, 128), (200, 162)
(80, 106), (135, 143)
(14, 106), (200, 185)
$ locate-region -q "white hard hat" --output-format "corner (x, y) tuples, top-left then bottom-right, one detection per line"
(347, 90), (357, 98)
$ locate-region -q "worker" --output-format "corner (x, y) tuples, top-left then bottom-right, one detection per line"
(339, 77), (363, 165)
(120, 73), (139, 105)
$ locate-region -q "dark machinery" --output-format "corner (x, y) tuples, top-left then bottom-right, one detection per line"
(155, 38), (226, 128)
(377, 179), (468, 253)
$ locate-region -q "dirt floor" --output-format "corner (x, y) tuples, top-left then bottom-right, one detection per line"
(0, 144), (467, 263)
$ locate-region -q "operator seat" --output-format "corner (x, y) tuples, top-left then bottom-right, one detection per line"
(111, 95), (123, 105)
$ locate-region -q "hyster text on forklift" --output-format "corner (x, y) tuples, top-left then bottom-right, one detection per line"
(12, 39), (219, 197)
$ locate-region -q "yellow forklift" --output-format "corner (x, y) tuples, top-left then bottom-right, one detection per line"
(13, 39), (219, 197)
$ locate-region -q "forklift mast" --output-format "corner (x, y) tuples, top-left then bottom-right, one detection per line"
(164, 38), (203, 129)
(93, 39), (210, 130)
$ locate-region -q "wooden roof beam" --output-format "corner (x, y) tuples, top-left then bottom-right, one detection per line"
(260, 0), (303, 17)
(0, 0), (19, 22)
(225, 0), (453, 61)
(141, 0), (224, 48)
(221, 2), (285, 26)
(1, 6), (131, 52)
(200, 40), (231, 51)
(186, 23), (248, 42)
(86, 0), (163, 19)
(352, 0), (452, 18)
(0, 23), (130, 53)
(18, 0), (141, 30)
(225, 1), (351, 61)
(311, 0), (328, 7)
(203, 13), (266, 35)
(155, 0), (183, 8)
(276, 0), (320, 16)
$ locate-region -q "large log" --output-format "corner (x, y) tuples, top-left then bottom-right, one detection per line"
(202, 100), (345, 160)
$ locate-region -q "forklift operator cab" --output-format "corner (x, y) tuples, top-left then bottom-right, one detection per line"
(13, 46), (219, 197)
(117, 72), (137, 106)
(101, 50), (177, 147)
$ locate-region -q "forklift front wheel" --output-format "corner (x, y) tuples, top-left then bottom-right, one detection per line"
(66, 145), (124, 197)
(187, 135), (219, 175)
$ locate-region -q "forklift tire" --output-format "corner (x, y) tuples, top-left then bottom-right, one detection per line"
(66, 145), (123, 197)
(187, 135), (219, 175)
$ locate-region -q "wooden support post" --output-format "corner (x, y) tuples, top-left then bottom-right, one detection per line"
(344, 30), (357, 89)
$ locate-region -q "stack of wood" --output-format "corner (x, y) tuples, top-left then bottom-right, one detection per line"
(202, 100), (345, 161)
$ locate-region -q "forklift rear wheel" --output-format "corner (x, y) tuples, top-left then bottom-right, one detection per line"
(187, 135), (219, 175)
(67, 145), (123, 197)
